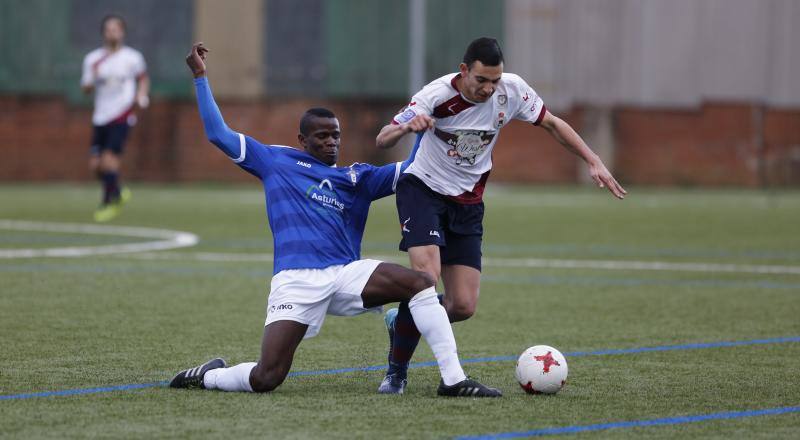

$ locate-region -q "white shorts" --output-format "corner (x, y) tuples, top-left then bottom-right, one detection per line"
(264, 259), (383, 339)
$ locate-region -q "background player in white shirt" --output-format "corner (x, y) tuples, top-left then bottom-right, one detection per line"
(374, 37), (626, 394)
(80, 15), (149, 222)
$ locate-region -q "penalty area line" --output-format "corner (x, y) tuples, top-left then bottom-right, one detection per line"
(2, 335), (798, 401)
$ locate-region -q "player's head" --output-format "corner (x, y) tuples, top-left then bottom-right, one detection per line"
(458, 37), (504, 103)
(101, 14), (126, 47)
(298, 108), (340, 166)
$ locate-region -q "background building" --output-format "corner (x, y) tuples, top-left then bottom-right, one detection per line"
(2, 0), (799, 186)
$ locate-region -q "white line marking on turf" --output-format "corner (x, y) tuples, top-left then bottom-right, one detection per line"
(0, 220), (199, 258)
(480, 257), (800, 275)
(118, 251), (800, 275)
(124, 251), (276, 262)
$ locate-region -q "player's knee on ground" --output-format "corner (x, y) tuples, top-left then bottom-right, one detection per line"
(250, 363), (289, 393)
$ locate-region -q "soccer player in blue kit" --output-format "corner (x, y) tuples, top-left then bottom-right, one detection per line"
(169, 43), (501, 397)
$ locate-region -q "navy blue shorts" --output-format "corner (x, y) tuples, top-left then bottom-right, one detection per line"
(395, 173), (483, 271)
(90, 123), (130, 156)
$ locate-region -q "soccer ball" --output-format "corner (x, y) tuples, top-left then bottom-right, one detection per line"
(515, 345), (568, 394)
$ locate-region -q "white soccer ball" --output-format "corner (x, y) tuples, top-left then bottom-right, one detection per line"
(515, 345), (568, 394)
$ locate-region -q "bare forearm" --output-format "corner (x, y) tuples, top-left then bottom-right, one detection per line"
(376, 124), (410, 149)
(544, 116), (599, 164)
(540, 112), (626, 198)
(137, 75), (150, 97)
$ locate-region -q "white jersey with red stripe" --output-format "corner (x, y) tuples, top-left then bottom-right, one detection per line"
(81, 46), (147, 126)
(392, 72), (546, 203)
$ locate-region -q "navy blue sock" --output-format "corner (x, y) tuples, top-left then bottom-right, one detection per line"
(387, 295), (445, 378)
(101, 172), (120, 204)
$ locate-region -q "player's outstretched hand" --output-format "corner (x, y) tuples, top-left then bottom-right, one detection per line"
(404, 114), (435, 134)
(186, 43), (209, 78)
(588, 159), (627, 199)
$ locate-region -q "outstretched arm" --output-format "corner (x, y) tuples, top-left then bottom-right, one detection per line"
(186, 43), (241, 158)
(539, 111), (627, 199)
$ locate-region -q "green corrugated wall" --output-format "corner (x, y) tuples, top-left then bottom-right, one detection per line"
(0, 0), (504, 100)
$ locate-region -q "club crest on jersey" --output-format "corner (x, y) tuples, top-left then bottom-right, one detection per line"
(347, 166), (358, 184)
(437, 129), (495, 166)
(497, 94), (507, 106)
(306, 179), (344, 215)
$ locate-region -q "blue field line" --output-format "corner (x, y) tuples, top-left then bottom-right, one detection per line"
(0, 381), (169, 401)
(2, 335), (799, 402)
(455, 405), (800, 439)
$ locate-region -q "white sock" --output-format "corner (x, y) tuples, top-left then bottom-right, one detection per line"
(203, 362), (256, 392)
(408, 287), (467, 386)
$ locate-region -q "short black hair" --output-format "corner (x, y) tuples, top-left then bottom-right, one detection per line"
(101, 14), (126, 33)
(462, 37), (503, 67)
(299, 107), (337, 135)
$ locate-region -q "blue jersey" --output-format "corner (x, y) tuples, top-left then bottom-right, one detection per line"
(237, 135), (400, 273)
(193, 77), (403, 273)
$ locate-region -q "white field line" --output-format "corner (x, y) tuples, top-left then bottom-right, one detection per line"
(3, 219), (797, 275)
(481, 257), (800, 275)
(124, 251), (278, 262)
(0, 220), (198, 258)
(121, 251), (800, 275)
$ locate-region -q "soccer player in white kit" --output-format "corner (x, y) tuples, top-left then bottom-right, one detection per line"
(374, 37), (626, 393)
(80, 15), (149, 222)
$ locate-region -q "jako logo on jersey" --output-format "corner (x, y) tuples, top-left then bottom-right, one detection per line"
(429, 230), (440, 238)
(296, 161), (312, 168)
(270, 304), (294, 313)
(306, 179), (344, 214)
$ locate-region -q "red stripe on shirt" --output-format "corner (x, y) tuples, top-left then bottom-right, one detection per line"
(447, 170), (491, 204)
(431, 74), (476, 119)
(109, 104), (135, 125)
(432, 94), (475, 119)
(91, 50), (113, 73)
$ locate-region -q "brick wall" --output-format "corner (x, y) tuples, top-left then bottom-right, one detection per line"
(2, 96), (799, 186)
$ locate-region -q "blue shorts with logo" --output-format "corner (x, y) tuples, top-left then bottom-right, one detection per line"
(90, 122), (130, 156)
(395, 173), (483, 271)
